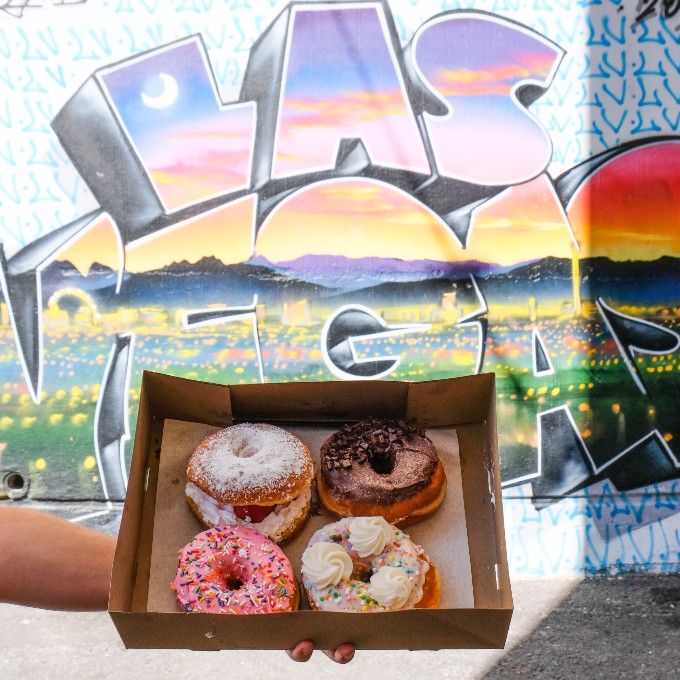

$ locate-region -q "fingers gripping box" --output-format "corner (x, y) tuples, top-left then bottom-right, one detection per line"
(109, 371), (512, 650)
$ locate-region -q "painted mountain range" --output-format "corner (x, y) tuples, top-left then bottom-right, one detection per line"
(38, 254), (680, 312)
(247, 253), (508, 287)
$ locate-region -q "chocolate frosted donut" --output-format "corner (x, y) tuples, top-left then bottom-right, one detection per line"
(317, 417), (447, 526)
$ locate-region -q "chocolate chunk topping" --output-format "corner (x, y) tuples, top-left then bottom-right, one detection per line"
(323, 417), (430, 474)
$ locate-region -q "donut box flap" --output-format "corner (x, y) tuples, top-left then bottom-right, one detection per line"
(109, 370), (513, 650)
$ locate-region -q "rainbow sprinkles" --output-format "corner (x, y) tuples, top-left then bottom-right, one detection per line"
(171, 525), (297, 614)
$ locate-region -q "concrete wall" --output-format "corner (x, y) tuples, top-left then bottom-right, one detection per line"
(0, 0), (679, 575)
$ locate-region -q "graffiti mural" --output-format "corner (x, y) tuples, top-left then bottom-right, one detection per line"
(0, 0), (679, 574)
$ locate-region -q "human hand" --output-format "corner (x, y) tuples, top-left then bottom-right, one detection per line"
(287, 640), (355, 664)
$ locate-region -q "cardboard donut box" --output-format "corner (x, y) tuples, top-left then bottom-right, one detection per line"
(109, 371), (513, 650)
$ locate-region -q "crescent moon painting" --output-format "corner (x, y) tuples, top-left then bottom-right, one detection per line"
(100, 39), (255, 210)
(140, 72), (179, 109)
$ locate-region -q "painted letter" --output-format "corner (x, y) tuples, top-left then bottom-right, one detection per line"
(273, 3), (430, 177)
(412, 13), (563, 185)
(99, 38), (255, 213)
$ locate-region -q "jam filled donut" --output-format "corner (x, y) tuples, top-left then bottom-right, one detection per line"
(185, 423), (313, 544)
(317, 417), (447, 526)
(301, 516), (441, 612)
(172, 525), (299, 614)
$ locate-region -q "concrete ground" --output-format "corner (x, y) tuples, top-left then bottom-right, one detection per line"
(2, 503), (680, 679)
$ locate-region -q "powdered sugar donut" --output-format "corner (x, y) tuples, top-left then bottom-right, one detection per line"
(185, 423), (313, 544)
(301, 516), (441, 612)
(172, 525), (298, 614)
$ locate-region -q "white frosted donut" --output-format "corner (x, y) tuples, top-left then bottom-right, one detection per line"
(185, 423), (313, 543)
(301, 517), (440, 612)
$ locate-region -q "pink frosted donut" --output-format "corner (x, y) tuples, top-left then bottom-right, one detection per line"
(171, 525), (298, 614)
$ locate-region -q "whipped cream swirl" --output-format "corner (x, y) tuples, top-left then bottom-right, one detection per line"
(301, 542), (353, 589)
(348, 516), (393, 557)
(368, 566), (413, 609)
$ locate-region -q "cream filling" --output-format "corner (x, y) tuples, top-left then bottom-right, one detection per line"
(185, 482), (310, 543)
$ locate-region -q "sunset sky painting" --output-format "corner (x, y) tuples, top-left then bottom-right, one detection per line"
(254, 174), (579, 269)
(255, 178), (463, 262)
(465, 173), (577, 266)
(124, 195), (257, 273)
(273, 5), (430, 177)
(413, 14), (562, 185)
(52, 214), (121, 275)
(566, 142), (680, 261)
(54, 145), (679, 275)
(100, 39), (254, 212)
